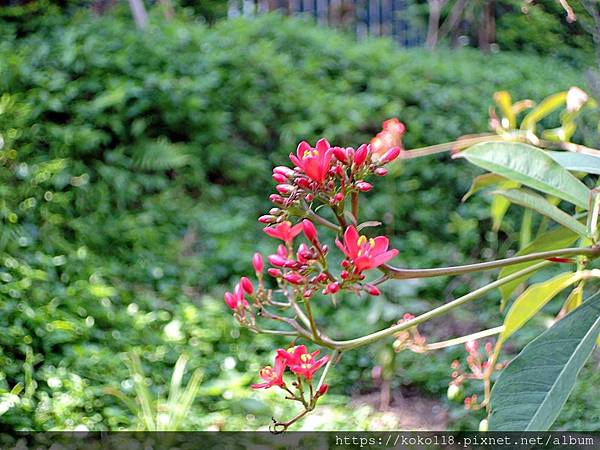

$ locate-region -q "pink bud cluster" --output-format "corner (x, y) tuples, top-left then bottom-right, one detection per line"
(392, 313), (427, 353)
(449, 340), (506, 411)
(259, 128), (403, 225)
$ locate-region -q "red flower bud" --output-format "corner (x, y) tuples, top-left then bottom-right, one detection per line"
(283, 272), (305, 285)
(330, 192), (344, 205)
(306, 193), (314, 202)
(379, 146), (401, 164)
(268, 268), (282, 278)
(224, 292), (237, 309)
(355, 181), (372, 192)
(258, 215), (276, 224)
(277, 244), (288, 257)
(296, 177), (311, 189)
(276, 184), (294, 195)
(240, 277), (254, 294)
(340, 270), (349, 280)
(272, 173), (288, 183)
(316, 272), (328, 283)
(332, 147), (348, 164)
(485, 342), (493, 354)
(273, 166), (295, 177)
(302, 219), (318, 244)
(353, 144), (369, 166)
(374, 167), (388, 176)
(364, 284), (380, 296)
(269, 194), (285, 205)
(403, 313), (415, 321)
(252, 253), (264, 274)
(268, 255), (289, 267)
(317, 384), (329, 396)
(341, 260), (350, 269)
(324, 282), (340, 294)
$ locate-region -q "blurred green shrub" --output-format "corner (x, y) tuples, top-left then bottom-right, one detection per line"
(0, 12), (592, 430)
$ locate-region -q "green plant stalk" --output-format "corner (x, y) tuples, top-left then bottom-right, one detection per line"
(400, 134), (502, 160)
(426, 326), (505, 351)
(303, 297), (320, 342)
(316, 349), (340, 392)
(326, 261), (552, 351)
(380, 247), (600, 280)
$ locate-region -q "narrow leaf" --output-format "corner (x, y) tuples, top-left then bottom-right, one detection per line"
(460, 142), (589, 209)
(494, 91), (516, 128)
(501, 271), (582, 343)
(520, 91), (567, 131)
(545, 151), (600, 175)
(489, 290), (600, 431)
(492, 189), (588, 238)
(462, 173), (507, 202)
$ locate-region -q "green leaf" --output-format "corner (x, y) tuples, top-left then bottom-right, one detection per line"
(490, 180), (520, 231)
(489, 290), (600, 431)
(498, 226), (579, 310)
(520, 91), (567, 131)
(462, 173), (507, 202)
(545, 151), (600, 175)
(460, 142), (589, 209)
(492, 189), (588, 238)
(500, 271), (582, 343)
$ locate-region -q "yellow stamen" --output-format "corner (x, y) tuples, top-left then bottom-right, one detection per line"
(357, 235), (367, 246)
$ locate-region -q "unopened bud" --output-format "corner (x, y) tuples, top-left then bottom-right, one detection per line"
(240, 277), (254, 294)
(252, 253), (264, 274)
(447, 384), (462, 401)
(272, 173), (288, 183)
(465, 340), (478, 354)
(324, 282), (340, 294)
(379, 146), (401, 164)
(258, 215), (276, 224)
(283, 272), (305, 285)
(333, 147), (348, 163)
(353, 144), (369, 166)
(356, 181), (372, 192)
(268, 255), (289, 267)
(317, 384), (329, 396)
(302, 219), (318, 244)
(276, 184), (294, 195)
(269, 194), (285, 205)
(330, 192), (344, 205)
(268, 268), (282, 278)
(479, 419), (489, 432)
(364, 284), (380, 296)
(273, 166), (295, 177)
(374, 167), (388, 176)
(224, 292), (237, 309)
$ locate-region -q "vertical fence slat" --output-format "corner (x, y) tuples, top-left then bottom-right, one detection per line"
(245, 0), (423, 46)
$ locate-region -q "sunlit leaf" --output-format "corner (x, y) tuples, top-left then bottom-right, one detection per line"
(460, 142), (589, 209)
(490, 290), (600, 431)
(500, 271), (582, 343)
(462, 173), (507, 202)
(520, 91), (567, 132)
(494, 91), (516, 128)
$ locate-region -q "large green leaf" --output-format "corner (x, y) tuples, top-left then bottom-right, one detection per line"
(498, 226), (580, 310)
(546, 151), (600, 175)
(460, 142), (589, 209)
(500, 272), (582, 343)
(492, 189), (588, 238)
(489, 290), (600, 431)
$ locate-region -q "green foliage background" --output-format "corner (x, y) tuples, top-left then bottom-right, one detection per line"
(0, 10), (597, 430)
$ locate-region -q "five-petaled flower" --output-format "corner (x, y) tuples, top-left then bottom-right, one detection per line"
(278, 345), (330, 380)
(290, 138), (333, 184)
(336, 225), (398, 273)
(251, 354), (287, 389)
(263, 221), (303, 243)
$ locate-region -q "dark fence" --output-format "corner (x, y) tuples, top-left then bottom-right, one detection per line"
(228, 0), (425, 47)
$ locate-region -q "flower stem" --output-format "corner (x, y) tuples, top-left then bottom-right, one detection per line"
(400, 134), (501, 160)
(316, 349), (340, 392)
(425, 326), (505, 351)
(326, 260), (551, 351)
(306, 209), (341, 232)
(303, 297), (320, 342)
(381, 247), (600, 280)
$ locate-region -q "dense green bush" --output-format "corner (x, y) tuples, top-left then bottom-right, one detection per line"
(0, 12), (596, 430)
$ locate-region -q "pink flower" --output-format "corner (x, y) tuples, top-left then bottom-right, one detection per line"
(277, 345), (330, 380)
(290, 139), (333, 184)
(336, 226), (398, 272)
(263, 221), (303, 243)
(251, 354), (287, 389)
